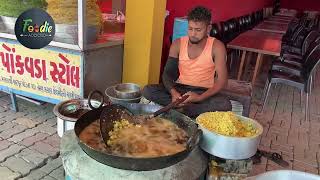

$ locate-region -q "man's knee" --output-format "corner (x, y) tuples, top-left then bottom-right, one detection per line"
(217, 97), (232, 111)
(142, 84), (171, 106)
(142, 85), (154, 100)
(142, 84), (166, 100)
(208, 95), (232, 111)
(223, 99), (232, 111)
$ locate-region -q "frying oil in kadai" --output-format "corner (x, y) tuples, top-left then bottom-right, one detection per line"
(79, 117), (188, 158)
(79, 120), (108, 151)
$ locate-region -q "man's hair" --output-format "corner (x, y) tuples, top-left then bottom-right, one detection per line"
(187, 6), (212, 25)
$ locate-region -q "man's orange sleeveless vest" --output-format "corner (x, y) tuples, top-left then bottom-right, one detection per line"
(178, 36), (216, 88)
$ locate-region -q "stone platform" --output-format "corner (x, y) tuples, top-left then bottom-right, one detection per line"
(60, 130), (208, 180)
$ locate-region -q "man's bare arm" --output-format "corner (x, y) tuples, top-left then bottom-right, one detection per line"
(162, 39), (181, 96)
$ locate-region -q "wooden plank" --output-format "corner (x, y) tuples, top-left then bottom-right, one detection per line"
(252, 28), (286, 34)
(237, 50), (247, 80)
(257, 54), (265, 76)
(268, 17), (293, 22)
(227, 45), (281, 56)
(243, 52), (254, 81)
(274, 12), (297, 17)
(253, 22), (288, 34)
(264, 20), (290, 24)
(251, 54), (263, 85)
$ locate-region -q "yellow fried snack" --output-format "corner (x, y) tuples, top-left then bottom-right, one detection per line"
(107, 119), (134, 146)
(196, 111), (257, 137)
(46, 0), (102, 27)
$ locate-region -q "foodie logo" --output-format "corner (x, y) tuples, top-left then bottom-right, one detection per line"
(15, 8), (55, 49)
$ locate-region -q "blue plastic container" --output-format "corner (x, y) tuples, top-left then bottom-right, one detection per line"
(172, 17), (188, 41)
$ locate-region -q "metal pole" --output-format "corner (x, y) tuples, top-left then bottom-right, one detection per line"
(78, 0), (87, 50)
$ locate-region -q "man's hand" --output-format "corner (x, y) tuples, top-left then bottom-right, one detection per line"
(183, 91), (201, 103)
(170, 89), (181, 103)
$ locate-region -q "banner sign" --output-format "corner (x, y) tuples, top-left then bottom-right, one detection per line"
(0, 40), (83, 104)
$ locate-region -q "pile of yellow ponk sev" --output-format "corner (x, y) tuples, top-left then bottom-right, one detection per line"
(196, 111), (257, 137)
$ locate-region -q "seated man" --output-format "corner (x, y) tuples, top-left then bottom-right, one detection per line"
(143, 6), (231, 118)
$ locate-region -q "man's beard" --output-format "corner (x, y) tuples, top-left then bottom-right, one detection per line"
(189, 36), (206, 44)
